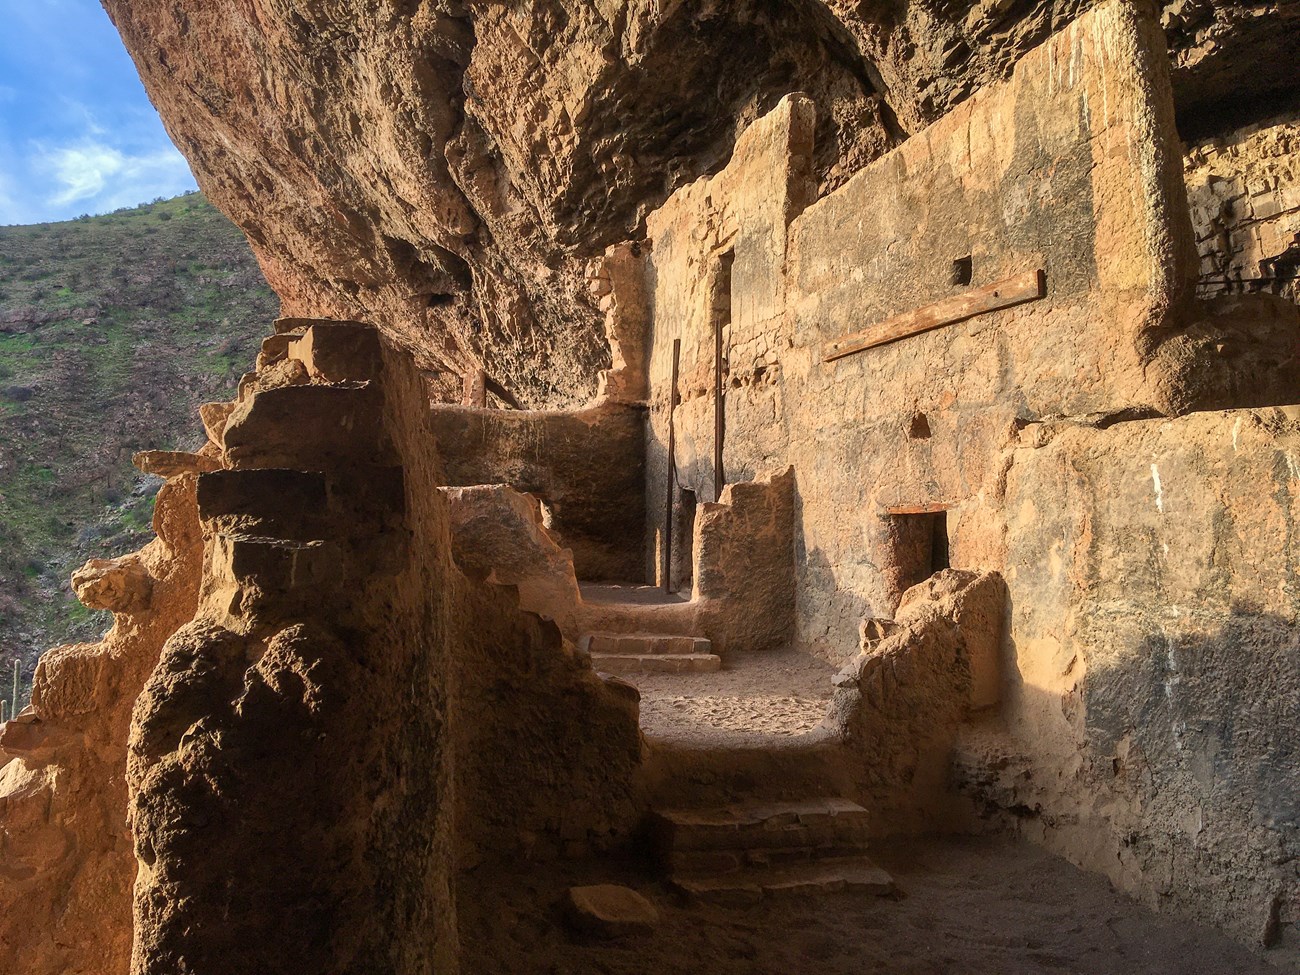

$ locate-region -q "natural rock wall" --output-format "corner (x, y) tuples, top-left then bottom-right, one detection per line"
(958, 408), (1300, 947)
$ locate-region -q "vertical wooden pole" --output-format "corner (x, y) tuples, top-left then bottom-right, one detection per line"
(664, 338), (680, 594)
(714, 317), (725, 502)
(462, 368), (488, 408)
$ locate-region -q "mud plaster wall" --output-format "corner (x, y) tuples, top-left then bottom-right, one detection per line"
(644, 93), (816, 587)
(115, 324), (644, 975)
(973, 409), (1300, 945)
(645, 0), (1196, 663)
(431, 402), (646, 581)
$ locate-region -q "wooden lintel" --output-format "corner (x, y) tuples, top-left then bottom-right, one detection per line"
(823, 269), (1046, 363)
(885, 502), (953, 516)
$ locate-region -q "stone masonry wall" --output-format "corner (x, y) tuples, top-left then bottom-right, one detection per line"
(1186, 114), (1300, 300)
(639, 0), (1299, 944)
(431, 402), (646, 582)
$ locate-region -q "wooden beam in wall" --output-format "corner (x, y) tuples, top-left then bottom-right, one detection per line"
(885, 502), (953, 515)
(822, 269), (1046, 363)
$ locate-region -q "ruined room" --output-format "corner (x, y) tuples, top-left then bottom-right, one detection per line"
(1, 0), (1298, 972)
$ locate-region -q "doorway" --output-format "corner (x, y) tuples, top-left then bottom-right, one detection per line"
(888, 509), (950, 607)
(669, 488), (698, 593)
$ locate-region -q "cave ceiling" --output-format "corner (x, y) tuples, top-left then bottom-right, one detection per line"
(101, 0), (1300, 406)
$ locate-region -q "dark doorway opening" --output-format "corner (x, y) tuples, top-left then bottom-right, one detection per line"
(670, 488), (698, 594)
(889, 509), (951, 605)
(711, 250), (734, 502)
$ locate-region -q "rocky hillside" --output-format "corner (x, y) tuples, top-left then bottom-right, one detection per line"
(0, 193), (276, 704)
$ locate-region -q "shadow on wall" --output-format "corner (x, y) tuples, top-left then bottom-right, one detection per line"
(788, 472), (869, 666)
(966, 602), (1300, 951)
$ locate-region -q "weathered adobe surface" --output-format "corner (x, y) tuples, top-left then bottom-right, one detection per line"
(633, 1), (1298, 949)
(0, 321), (643, 975)
(99, 0), (1300, 408)
(0, 476), (202, 975)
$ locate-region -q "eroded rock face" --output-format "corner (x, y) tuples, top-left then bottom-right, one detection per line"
(120, 319), (642, 974)
(98, 0), (1300, 408)
(0, 475), (204, 975)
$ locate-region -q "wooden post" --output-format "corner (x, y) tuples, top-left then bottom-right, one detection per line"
(714, 317), (725, 502)
(461, 368), (488, 407)
(822, 270), (1046, 363)
(664, 339), (680, 594)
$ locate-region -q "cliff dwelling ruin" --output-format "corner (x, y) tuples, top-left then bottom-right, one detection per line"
(2, 1), (1299, 972)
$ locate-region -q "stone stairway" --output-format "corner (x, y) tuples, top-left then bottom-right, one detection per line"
(650, 798), (896, 904)
(581, 631), (722, 675)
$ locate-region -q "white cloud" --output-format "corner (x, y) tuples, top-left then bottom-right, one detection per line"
(37, 138), (195, 216)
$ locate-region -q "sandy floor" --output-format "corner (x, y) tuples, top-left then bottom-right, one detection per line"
(632, 648), (837, 747)
(459, 835), (1293, 974)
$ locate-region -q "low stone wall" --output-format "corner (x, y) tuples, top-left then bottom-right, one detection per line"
(0, 475), (203, 975)
(431, 402), (647, 582)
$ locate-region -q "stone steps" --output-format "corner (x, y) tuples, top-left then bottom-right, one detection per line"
(581, 630), (720, 674)
(670, 856), (896, 905)
(584, 632), (713, 656)
(589, 653), (721, 675)
(653, 798), (870, 853)
(651, 798), (895, 905)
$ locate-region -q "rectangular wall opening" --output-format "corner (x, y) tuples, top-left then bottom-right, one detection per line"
(887, 509), (951, 609)
(670, 488), (698, 593)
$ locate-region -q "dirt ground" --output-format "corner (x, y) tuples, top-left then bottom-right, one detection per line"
(545, 647), (1299, 973)
(634, 648), (836, 747)
(459, 835), (1295, 974)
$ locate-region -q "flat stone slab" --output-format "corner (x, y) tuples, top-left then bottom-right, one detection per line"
(590, 653), (721, 675)
(585, 631), (712, 655)
(672, 856), (896, 906)
(652, 798), (871, 859)
(657, 797), (868, 830)
(565, 884), (660, 938)
(133, 449), (221, 478)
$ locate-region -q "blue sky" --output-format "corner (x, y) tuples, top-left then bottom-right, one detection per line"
(0, 0), (198, 226)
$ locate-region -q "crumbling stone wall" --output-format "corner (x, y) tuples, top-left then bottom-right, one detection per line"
(124, 325), (645, 974)
(0, 476), (203, 975)
(1186, 115), (1300, 300)
(0, 321), (645, 975)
